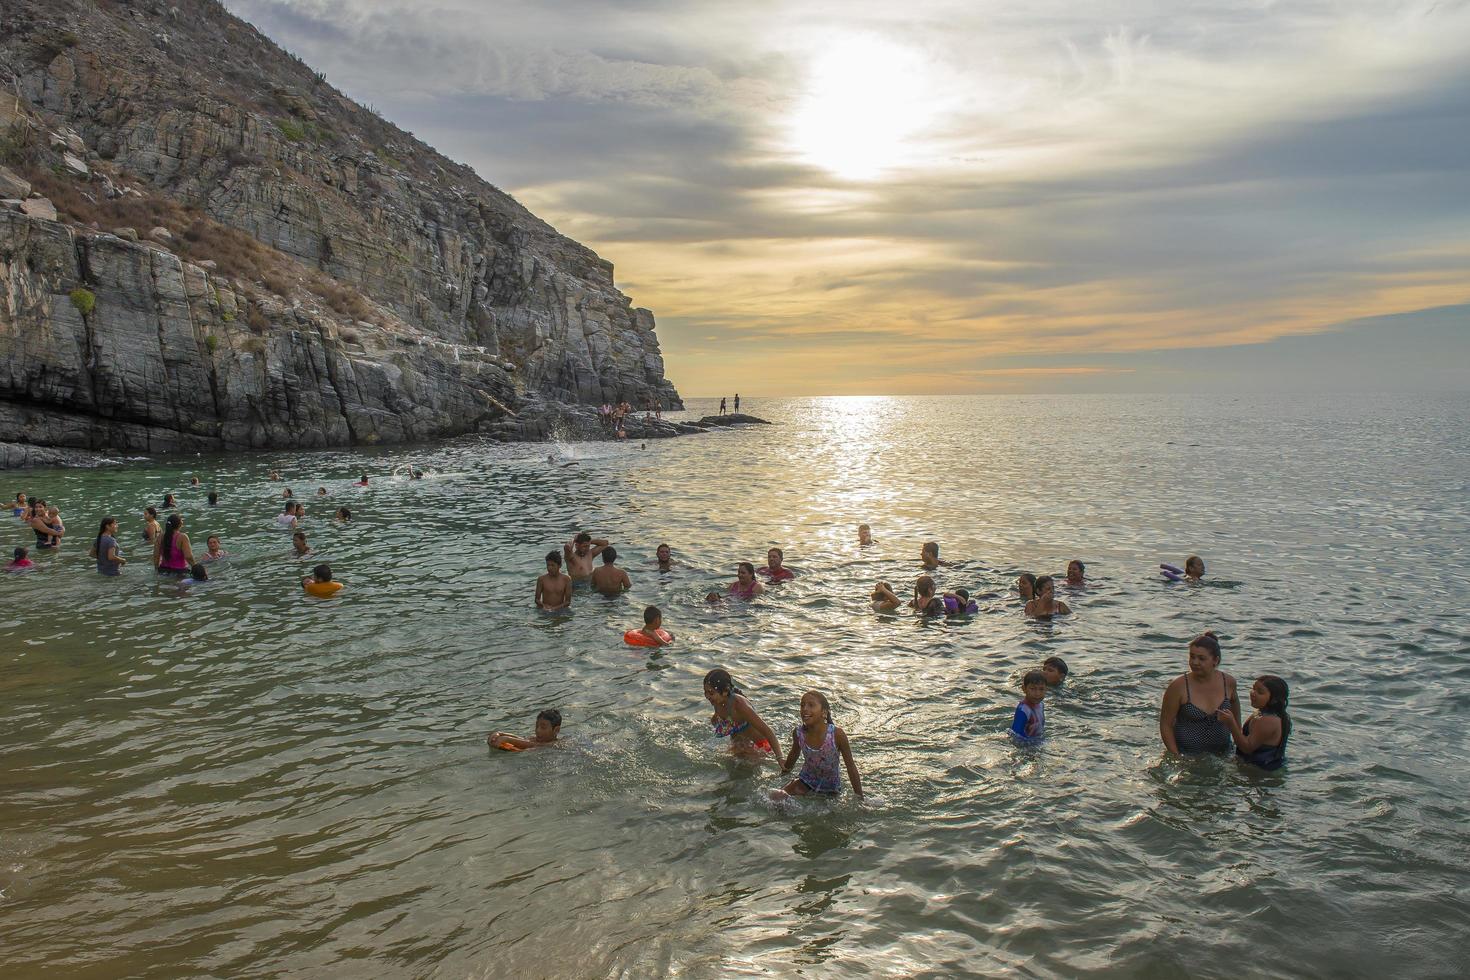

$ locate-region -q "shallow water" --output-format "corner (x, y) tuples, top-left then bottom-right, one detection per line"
(2, 393), (1468, 977)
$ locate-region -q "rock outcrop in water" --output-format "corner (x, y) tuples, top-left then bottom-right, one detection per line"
(0, 0), (683, 463)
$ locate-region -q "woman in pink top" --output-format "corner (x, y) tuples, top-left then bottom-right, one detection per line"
(153, 514), (195, 576)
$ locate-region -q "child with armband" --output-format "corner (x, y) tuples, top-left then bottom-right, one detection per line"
(488, 709), (561, 751)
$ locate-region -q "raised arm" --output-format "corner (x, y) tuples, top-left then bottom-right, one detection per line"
(835, 727), (863, 797)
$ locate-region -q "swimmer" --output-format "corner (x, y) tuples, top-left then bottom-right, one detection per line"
(153, 514), (194, 576)
(275, 501), (298, 528)
(181, 562), (209, 585)
(1216, 675), (1290, 770)
(335, 507), (352, 522)
(207, 490), (218, 506)
(1066, 560), (1086, 587)
(1041, 656), (1069, 686)
(190, 476), (200, 487)
(356, 474), (369, 487)
(282, 487), (293, 499)
(777, 691), (863, 799)
(627, 605), (674, 646)
(293, 501), (306, 522)
(535, 550), (572, 612)
(759, 547), (795, 581)
(292, 530), (312, 557)
(269, 470), (281, 481)
(1161, 555), (1205, 582)
(590, 546), (632, 595)
(942, 588), (978, 615)
(870, 581), (902, 612)
(563, 532), (609, 581)
(1024, 575), (1071, 618)
(488, 708), (561, 751)
(920, 541), (942, 570)
(1017, 572), (1036, 601)
(857, 523), (873, 546)
(655, 543), (675, 572)
(1010, 671), (1047, 742)
(302, 562), (344, 597)
(91, 517), (126, 575)
(7, 546), (34, 570)
(707, 562), (764, 602)
(316, 486), (328, 497)
(412, 469), (424, 480)
(13, 492), (28, 517)
(142, 506), (161, 544)
(162, 492), (177, 509)
(703, 669), (781, 758)
(911, 575), (945, 616)
(201, 535), (228, 561)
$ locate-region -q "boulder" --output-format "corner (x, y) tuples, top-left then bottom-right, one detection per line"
(19, 197), (56, 221)
(62, 152), (89, 176)
(149, 225), (173, 241)
(0, 165), (30, 199)
(111, 226), (139, 241)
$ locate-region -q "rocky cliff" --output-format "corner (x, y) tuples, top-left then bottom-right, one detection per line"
(0, 0), (682, 460)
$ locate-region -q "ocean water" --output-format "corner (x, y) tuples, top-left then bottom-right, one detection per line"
(2, 393), (1467, 978)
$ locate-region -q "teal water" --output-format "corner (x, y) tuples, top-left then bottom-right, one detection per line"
(2, 394), (1468, 977)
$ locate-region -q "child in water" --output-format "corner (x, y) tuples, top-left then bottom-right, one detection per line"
(857, 523), (873, 546)
(7, 546), (34, 570)
(1217, 675), (1290, 770)
(1016, 572), (1036, 601)
(181, 562), (209, 585)
(536, 551), (572, 611)
(1024, 575), (1071, 618)
(1041, 656), (1069, 686)
(488, 709), (561, 751)
(292, 530), (312, 557)
(778, 691), (863, 799)
(911, 575), (945, 616)
(871, 581), (902, 611)
(302, 563), (344, 597)
(703, 668), (781, 758)
(202, 535), (228, 560)
(1010, 671), (1047, 741)
(1161, 555), (1205, 582)
(630, 605), (674, 646)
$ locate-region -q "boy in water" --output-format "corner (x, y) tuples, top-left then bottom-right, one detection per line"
(1010, 671), (1047, 741)
(488, 709), (561, 750)
(590, 546), (632, 595)
(632, 605), (674, 646)
(7, 546), (34, 570)
(655, 543), (675, 572)
(1042, 656), (1069, 686)
(858, 523), (873, 546)
(536, 551), (572, 611)
(563, 531), (609, 581)
(920, 541), (945, 570)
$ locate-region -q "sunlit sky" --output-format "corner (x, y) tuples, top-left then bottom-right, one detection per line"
(227, 0), (1470, 395)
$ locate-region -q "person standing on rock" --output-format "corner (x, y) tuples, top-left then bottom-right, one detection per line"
(564, 532), (610, 582)
(734, 393), (741, 413)
(719, 397), (727, 415)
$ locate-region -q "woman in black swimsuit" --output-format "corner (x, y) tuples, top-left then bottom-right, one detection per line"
(1159, 631), (1239, 755)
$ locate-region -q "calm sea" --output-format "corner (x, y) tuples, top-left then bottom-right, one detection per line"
(2, 394), (1467, 977)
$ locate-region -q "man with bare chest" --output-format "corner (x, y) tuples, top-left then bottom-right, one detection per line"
(563, 532), (609, 581)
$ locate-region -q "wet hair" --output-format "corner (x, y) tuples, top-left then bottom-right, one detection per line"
(915, 575), (936, 598)
(189, 562), (208, 581)
(768, 547), (784, 560)
(293, 530), (307, 544)
(703, 668), (740, 697)
(1190, 630), (1222, 662)
(1257, 675), (1292, 741)
(858, 523), (870, 532)
(575, 532), (592, 545)
(359, 474), (367, 482)
(737, 561), (756, 578)
(95, 516), (116, 557)
(336, 507), (352, 521)
(601, 546), (618, 564)
(207, 535), (221, 548)
(953, 588), (970, 604)
(537, 708), (562, 728)
(1023, 670), (1048, 689)
(656, 542), (670, 553)
(14, 493), (23, 503)
(312, 563), (332, 582)
(643, 604), (661, 625)
(922, 541), (939, 560)
(145, 506), (158, 519)
(1018, 572), (1036, 591)
(207, 491), (218, 505)
(1185, 555), (1205, 577)
(317, 487), (327, 495)
(1034, 575), (1055, 597)
(283, 501), (296, 513)
(803, 690), (833, 725)
(13, 546), (27, 560)
(283, 487), (293, 498)
(1068, 560), (1085, 577)
(545, 550), (562, 566)
(162, 493), (176, 507)
(293, 502), (305, 516)
(1043, 656), (1069, 679)
(160, 514), (182, 558)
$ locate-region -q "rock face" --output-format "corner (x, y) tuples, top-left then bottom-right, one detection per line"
(0, 0), (683, 459)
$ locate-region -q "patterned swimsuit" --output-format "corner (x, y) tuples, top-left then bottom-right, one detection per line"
(795, 723), (842, 793)
(1173, 676), (1234, 753)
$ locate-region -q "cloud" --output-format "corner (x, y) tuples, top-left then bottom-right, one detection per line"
(224, 0), (1470, 393)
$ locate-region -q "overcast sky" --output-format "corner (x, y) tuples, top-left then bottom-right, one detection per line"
(226, 0), (1470, 395)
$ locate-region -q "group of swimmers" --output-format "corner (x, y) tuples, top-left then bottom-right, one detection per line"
(8, 477), (353, 598)
(500, 521), (1290, 797)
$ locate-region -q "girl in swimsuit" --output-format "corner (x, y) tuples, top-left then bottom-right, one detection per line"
(703, 668), (781, 758)
(1016, 572), (1036, 602)
(708, 562), (765, 602)
(1217, 675), (1290, 770)
(1024, 575), (1071, 619)
(910, 575), (945, 616)
(778, 691), (863, 799)
(1159, 631), (1239, 755)
(142, 507), (161, 544)
(153, 514), (195, 576)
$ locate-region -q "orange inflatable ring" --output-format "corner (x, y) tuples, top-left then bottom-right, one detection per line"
(493, 740), (524, 752)
(304, 580), (344, 598)
(624, 628), (672, 647)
